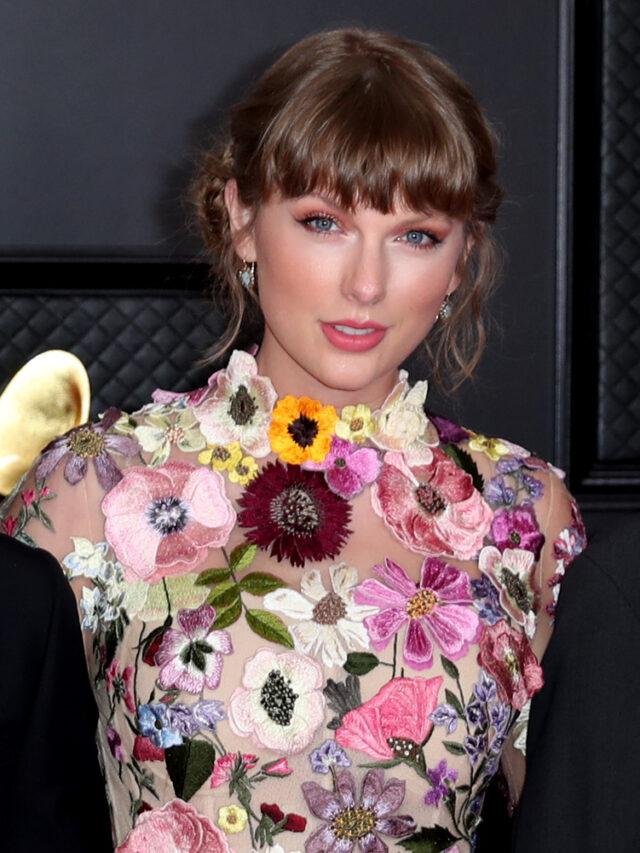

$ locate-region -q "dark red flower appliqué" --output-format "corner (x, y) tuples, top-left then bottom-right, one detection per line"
(478, 621), (543, 710)
(237, 462), (352, 567)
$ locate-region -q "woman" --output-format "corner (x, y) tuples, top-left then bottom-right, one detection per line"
(3, 28), (585, 852)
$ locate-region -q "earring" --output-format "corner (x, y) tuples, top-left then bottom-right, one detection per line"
(237, 260), (256, 290)
(437, 294), (453, 321)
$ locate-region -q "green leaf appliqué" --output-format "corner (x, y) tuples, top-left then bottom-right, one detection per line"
(165, 738), (216, 801)
(245, 609), (294, 648)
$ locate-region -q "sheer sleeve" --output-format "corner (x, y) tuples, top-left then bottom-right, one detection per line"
(500, 465), (587, 803)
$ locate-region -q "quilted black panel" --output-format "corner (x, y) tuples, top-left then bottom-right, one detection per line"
(0, 291), (225, 417)
(598, 0), (640, 460)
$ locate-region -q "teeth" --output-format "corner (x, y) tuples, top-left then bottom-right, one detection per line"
(333, 324), (377, 336)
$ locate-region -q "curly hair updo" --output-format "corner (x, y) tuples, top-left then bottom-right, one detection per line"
(191, 27), (503, 390)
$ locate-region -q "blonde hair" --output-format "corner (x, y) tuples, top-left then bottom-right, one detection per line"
(190, 27), (504, 390)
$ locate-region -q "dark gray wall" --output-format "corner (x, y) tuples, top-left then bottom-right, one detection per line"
(0, 1), (561, 459)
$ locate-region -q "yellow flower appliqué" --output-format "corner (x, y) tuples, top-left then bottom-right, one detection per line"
(218, 804), (248, 834)
(228, 454), (259, 485)
(468, 434), (511, 462)
(269, 396), (337, 464)
(198, 441), (243, 472)
(335, 403), (376, 444)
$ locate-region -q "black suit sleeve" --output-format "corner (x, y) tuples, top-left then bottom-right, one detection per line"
(0, 536), (112, 852)
(512, 538), (640, 852)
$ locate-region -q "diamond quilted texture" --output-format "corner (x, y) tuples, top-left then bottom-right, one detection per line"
(0, 292), (225, 417)
(598, 0), (640, 460)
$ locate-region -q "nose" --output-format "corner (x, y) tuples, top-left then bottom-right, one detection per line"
(340, 238), (387, 305)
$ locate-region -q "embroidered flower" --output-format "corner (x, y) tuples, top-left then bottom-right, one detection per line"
(36, 407), (139, 491)
(309, 740), (352, 774)
(335, 403), (376, 444)
(428, 413), (470, 445)
(424, 759), (458, 807)
(218, 805), (248, 834)
(137, 703), (183, 749)
(478, 621), (544, 710)
(210, 752), (258, 789)
(228, 648), (325, 753)
(134, 408), (206, 467)
(106, 659), (135, 713)
(195, 350), (277, 457)
(479, 546), (538, 638)
(106, 725), (125, 762)
(269, 395), (338, 465)
(468, 434), (511, 462)
(484, 476), (516, 509)
(229, 454), (259, 485)
(156, 603), (232, 694)
(103, 461), (235, 583)
(303, 436), (381, 499)
(301, 768), (416, 852)
(263, 563), (376, 667)
(372, 450), (492, 560)
(371, 372), (438, 465)
(490, 505), (545, 558)
(116, 799), (231, 853)
(166, 700), (226, 738)
(62, 538), (113, 580)
(133, 736), (165, 762)
(198, 441), (243, 472)
(237, 462), (352, 568)
(429, 703), (459, 735)
(470, 575), (504, 626)
(335, 676), (443, 763)
(261, 757), (294, 777)
(79, 572), (126, 632)
(354, 556), (480, 670)
(258, 803), (305, 833)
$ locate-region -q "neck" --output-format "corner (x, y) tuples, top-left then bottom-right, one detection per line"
(254, 334), (401, 411)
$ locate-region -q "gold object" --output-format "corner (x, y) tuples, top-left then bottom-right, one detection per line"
(0, 350), (90, 495)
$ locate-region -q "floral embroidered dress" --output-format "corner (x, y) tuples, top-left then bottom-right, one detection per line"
(4, 350), (586, 853)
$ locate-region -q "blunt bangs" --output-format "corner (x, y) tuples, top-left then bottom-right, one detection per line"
(254, 58), (479, 219)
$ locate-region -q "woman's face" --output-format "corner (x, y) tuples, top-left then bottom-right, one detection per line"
(225, 181), (468, 408)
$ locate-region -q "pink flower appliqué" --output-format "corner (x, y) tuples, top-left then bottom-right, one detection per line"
(155, 603), (232, 694)
(210, 752), (258, 788)
(335, 676), (443, 762)
(479, 546), (538, 638)
(354, 557), (480, 670)
(116, 799), (231, 852)
(490, 505), (545, 559)
(102, 461), (235, 583)
(478, 621), (543, 710)
(371, 450), (492, 560)
(303, 436), (381, 499)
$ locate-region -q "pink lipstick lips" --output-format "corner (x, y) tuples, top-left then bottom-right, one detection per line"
(320, 319), (387, 352)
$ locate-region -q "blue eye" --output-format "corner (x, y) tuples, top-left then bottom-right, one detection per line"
(304, 215), (338, 232)
(404, 229), (439, 248)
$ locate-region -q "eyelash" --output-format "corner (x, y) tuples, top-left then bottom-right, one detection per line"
(298, 212), (443, 251)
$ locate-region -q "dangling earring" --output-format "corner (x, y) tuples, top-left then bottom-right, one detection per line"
(237, 260), (256, 290)
(437, 293), (453, 321)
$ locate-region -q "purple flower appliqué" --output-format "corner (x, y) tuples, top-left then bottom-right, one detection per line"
(309, 740), (352, 774)
(301, 768), (416, 851)
(354, 556), (480, 670)
(166, 700), (226, 738)
(155, 603), (233, 694)
(471, 576), (504, 626)
(303, 436), (381, 499)
(490, 505), (545, 558)
(429, 703), (459, 735)
(106, 725), (125, 762)
(424, 759), (458, 807)
(463, 734), (487, 764)
(427, 413), (470, 445)
(36, 407), (139, 491)
(484, 476), (516, 509)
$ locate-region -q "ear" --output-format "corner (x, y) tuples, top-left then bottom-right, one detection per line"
(223, 179), (257, 261)
(448, 230), (476, 295)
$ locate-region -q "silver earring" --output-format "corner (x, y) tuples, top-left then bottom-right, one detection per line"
(438, 294), (453, 321)
(237, 260), (256, 290)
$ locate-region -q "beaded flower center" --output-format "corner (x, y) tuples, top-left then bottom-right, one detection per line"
(332, 806), (377, 840)
(386, 735), (422, 763)
(415, 483), (447, 515)
(212, 446), (232, 463)
(270, 485), (320, 537)
(500, 567), (531, 611)
(287, 415), (319, 448)
(229, 385), (257, 425)
(147, 496), (189, 535)
(260, 669), (299, 726)
(349, 416), (364, 432)
(165, 425), (185, 444)
(69, 428), (105, 458)
(406, 588), (438, 619)
(312, 592), (347, 625)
